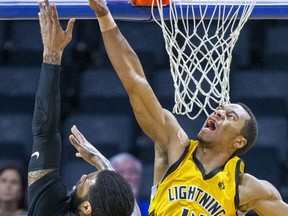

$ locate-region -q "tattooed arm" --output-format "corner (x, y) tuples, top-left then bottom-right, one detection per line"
(28, 169), (54, 187)
(28, 0), (75, 186)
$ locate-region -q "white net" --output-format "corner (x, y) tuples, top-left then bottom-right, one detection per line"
(151, 0), (256, 119)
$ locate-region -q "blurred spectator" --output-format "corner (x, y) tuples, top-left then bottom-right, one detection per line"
(0, 162), (27, 216)
(110, 153), (150, 215)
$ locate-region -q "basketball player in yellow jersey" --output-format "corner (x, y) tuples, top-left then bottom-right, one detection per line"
(88, 0), (288, 215)
(149, 138), (245, 216)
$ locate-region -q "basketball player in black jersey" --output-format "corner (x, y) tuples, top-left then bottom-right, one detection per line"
(27, 1), (136, 215)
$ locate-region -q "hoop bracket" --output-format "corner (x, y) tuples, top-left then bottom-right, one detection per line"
(131, 0), (170, 7)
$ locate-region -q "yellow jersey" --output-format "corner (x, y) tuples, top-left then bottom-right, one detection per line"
(149, 140), (245, 216)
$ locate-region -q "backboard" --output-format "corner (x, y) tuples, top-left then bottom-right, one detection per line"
(1, 0), (288, 20)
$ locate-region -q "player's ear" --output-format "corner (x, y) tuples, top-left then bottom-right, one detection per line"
(233, 136), (247, 149)
(78, 201), (92, 215)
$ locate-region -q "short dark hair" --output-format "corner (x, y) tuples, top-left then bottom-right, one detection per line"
(89, 170), (134, 216)
(0, 161), (27, 210)
(234, 102), (258, 156)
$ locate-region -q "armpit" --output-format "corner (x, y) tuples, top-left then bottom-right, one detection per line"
(177, 128), (189, 147)
(28, 169), (54, 186)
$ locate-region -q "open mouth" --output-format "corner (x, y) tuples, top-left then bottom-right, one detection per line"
(205, 119), (216, 131)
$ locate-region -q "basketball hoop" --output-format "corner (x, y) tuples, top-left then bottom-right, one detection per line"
(151, 0), (256, 119)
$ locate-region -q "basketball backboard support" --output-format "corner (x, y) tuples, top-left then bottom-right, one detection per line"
(1, 0), (288, 20)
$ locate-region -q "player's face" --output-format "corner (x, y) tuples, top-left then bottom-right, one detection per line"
(198, 103), (250, 147)
(73, 171), (99, 199)
(0, 169), (23, 203)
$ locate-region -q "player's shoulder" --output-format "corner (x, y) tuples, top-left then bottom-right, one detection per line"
(239, 173), (262, 190)
(238, 173), (281, 209)
(240, 173), (277, 190)
(239, 173), (277, 196)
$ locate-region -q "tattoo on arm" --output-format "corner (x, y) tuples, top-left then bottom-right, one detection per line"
(44, 50), (61, 65)
(28, 169), (54, 186)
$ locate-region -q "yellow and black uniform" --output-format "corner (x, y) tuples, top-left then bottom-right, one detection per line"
(149, 140), (245, 216)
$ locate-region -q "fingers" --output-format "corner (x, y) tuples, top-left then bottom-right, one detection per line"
(50, 3), (61, 38)
(69, 134), (83, 158)
(71, 125), (87, 144)
(45, 0), (51, 16)
(38, 2), (45, 28)
(38, 1), (44, 13)
(38, 12), (43, 29)
(65, 18), (76, 37)
(69, 126), (88, 149)
(51, 3), (60, 25)
(38, 0), (52, 27)
(69, 134), (80, 149)
(38, 1), (50, 30)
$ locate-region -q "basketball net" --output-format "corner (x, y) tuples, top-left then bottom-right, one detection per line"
(151, 0), (256, 119)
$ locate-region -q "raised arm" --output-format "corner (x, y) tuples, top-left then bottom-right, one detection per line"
(239, 173), (288, 215)
(28, 0), (75, 186)
(88, 0), (189, 181)
(89, 0), (169, 143)
(69, 125), (142, 216)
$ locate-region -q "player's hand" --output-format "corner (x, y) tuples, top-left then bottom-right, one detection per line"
(38, 0), (75, 64)
(88, 0), (109, 17)
(69, 125), (114, 171)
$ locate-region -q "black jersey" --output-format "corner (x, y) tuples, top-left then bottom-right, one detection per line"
(28, 170), (76, 216)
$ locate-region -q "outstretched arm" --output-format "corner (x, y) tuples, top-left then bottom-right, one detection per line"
(28, 0), (75, 187)
(69, 125), (142, 216)
(89, 0), (167, 144)
(239, 173), (288, 215)
(88, 0), (189, 183)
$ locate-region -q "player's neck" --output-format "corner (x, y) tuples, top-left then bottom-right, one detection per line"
(195, 144), (232, 174)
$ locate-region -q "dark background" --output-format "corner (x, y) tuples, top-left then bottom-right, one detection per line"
(0, 18), (287, 215)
